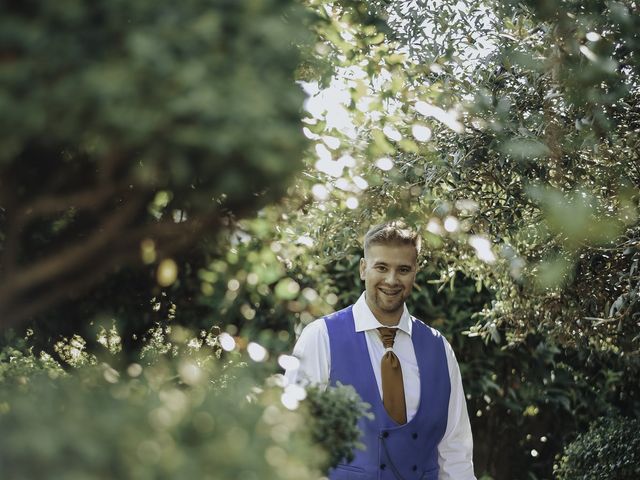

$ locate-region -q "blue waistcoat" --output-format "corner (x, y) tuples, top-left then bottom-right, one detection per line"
(325, 306), (451, 480)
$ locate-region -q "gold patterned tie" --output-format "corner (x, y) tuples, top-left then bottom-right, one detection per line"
(378, 327), (407, 424)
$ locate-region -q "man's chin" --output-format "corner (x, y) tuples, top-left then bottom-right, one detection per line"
(376, 298), (404, 314)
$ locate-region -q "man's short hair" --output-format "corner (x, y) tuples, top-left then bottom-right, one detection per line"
(363, 221), (421, 256)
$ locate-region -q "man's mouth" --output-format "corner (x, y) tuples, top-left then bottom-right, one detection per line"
(379, 288), (401, 297)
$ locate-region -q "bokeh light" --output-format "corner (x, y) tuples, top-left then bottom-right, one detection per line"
(219, 333), (236, 352)
(247, 342), (268, 362)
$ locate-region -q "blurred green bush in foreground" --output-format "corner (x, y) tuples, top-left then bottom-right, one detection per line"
(0, 327), (367, 479)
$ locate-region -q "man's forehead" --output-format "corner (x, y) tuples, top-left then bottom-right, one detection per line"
(365, 243), (418, 263)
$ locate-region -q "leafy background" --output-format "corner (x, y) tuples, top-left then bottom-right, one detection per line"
(1, 0), (639, 479)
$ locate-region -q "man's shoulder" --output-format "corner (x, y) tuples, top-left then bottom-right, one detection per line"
(298, 316), (328, 337)
(409, 315), (448, 342)
(296, 305), (354, 344)
(322, 304), (354, 323)
(409, 315), (459, 362)
(300, 305), (354, 329)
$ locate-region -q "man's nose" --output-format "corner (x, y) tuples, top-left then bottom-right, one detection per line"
(384, 270), (398, 284)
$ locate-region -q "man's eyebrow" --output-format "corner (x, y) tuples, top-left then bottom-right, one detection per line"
(372, 261), (414, 269)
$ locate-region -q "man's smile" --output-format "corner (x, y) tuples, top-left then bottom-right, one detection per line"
(379, 287), (402, 296)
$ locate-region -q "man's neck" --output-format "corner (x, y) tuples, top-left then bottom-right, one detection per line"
(365, 297), (402, 326)
(377, 315), (401, 327)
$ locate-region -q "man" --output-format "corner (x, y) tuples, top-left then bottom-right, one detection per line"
(285, 221), (476, 480)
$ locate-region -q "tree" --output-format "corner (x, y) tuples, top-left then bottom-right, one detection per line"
(237, 1), (639, 477)
(285, 0), (640, 351)
(0, 0), (310, 328)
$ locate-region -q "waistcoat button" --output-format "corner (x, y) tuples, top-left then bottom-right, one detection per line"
(412, 465), (418, 471)
(382, 431), (389, 438)
(412, 432), (418, 439)
(380, 464), (386, 470)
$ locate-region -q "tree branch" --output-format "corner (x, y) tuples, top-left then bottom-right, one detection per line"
(1, 181), (129, 276)
(0, 248), (142, 330)
(0, 195), (144, 308)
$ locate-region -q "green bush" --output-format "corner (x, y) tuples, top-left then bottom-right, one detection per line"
(0, 327), (367, 479)
(555, 416), (640, 480)
(306, 383), (371, 471)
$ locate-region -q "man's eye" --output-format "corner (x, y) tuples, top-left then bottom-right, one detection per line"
(375, 266), (386, 272)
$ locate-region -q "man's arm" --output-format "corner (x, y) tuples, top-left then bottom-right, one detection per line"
(438, 340), (476, 480)
(284, 318), (331, 388)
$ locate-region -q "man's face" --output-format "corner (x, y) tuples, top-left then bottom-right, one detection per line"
(359, 242), (418, 324)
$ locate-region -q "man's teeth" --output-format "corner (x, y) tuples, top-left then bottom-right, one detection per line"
(380, 289), (400, 295)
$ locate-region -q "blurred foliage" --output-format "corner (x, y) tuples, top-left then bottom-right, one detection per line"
(0, 324), (369, 479)
(554, 415), (640, 480)
(305, 383), (372, 472)
(0, 0), (311, 327)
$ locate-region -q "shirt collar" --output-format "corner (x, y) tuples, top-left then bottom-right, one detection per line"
(353, 292), (413, 336)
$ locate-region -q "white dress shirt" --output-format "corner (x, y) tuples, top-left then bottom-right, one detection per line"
(285, 292), (476, 480)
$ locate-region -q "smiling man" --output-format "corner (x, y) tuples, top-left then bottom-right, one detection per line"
(286, 221), (476, 480)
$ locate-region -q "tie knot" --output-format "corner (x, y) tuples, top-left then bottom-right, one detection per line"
(378, 327), (398, 349)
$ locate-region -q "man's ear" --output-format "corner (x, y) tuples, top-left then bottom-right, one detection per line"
(359, 257), (366, 281)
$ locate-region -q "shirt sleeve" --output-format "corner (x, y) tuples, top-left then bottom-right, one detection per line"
(284, 318), (331, 389)
(438, 338), (476, 480)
